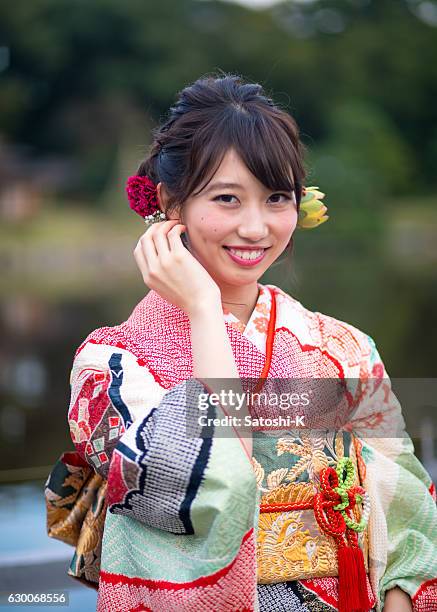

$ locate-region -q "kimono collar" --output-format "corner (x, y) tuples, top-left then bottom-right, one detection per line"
(222, 284), (273, 354)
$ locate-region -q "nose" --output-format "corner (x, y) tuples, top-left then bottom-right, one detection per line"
(237, 209), (269, 242)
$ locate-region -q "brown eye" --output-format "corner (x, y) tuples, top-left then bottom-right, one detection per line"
(213, 194), (238, 204)
(268, 193), (291, 204)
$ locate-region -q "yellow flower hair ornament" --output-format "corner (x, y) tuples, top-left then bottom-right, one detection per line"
(297, 186), (329, 229)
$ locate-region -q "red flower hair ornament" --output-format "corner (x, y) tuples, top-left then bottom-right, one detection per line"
(126, 175), (166, 225)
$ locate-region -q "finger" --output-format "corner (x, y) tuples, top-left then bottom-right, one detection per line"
(140, 220), (180, 276)
(152, 219), (179, 256)
(167, 224), (187, 253)
(134, 238), (151, 282)
(141, 226), (160, 268)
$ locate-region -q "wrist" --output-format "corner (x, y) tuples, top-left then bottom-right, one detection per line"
(187, 293), (222, 319)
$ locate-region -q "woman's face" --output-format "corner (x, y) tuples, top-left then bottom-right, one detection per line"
(172, 148), (298, 289)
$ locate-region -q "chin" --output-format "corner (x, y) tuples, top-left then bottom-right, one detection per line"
(216, 270), (264, 287)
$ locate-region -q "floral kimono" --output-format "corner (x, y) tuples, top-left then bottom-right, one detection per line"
(61, 283), (437, 611)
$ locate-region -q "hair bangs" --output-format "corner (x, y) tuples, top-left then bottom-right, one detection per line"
(232, 110), (299, 195)
(188, 107), (302, 203)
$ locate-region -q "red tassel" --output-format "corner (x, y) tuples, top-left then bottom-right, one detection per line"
(337, 545), (372, 612)
(353, 545), (373, 610)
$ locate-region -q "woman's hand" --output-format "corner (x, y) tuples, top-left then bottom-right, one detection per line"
(382, 586), (413, 612)
(134, 220), (221, 316)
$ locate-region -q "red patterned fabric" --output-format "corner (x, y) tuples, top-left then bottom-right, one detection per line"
(412, 578), (437, 612)
(97, 529), (257, 612)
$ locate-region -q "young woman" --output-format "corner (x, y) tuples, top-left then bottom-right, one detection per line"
(59, 74), (437, 611)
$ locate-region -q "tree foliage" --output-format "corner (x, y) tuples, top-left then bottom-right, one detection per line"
(1, 0), (436, 196)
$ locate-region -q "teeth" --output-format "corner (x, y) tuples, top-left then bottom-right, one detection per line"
(228, 248), (265, 260)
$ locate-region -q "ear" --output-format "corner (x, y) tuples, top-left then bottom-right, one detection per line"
(157, 182), (180, 220)
(156, 182), (166, 214)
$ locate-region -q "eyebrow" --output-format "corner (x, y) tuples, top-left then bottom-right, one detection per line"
(203, 181), (244, 194)
(203, 181), (295, 194)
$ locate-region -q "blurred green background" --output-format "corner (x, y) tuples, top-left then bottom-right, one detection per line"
(1, 0), (436, 478)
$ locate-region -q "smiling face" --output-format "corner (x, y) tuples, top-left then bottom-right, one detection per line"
(174, 148), (298, 292)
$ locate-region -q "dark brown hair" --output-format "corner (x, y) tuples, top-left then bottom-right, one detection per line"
(137, 72), (306, 216)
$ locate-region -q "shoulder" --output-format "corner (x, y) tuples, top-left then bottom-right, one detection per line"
(70, 293), (152, 379)
(69, 319), (164, 394)
(70, 291), (193, 391)
(267, 284), (380, 374)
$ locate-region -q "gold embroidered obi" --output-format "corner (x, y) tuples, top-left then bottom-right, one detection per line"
(252, 430), (370, 584)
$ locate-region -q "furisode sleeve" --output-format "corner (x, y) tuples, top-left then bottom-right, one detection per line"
(67, 339), (257, 537)
(348, 334), (437, 611)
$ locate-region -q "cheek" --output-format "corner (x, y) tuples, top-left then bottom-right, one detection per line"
(274, 213), (298, 243)
(189, 211), (231, 244)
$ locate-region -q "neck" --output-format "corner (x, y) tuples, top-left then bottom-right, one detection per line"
(219, 281), (260, 326)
